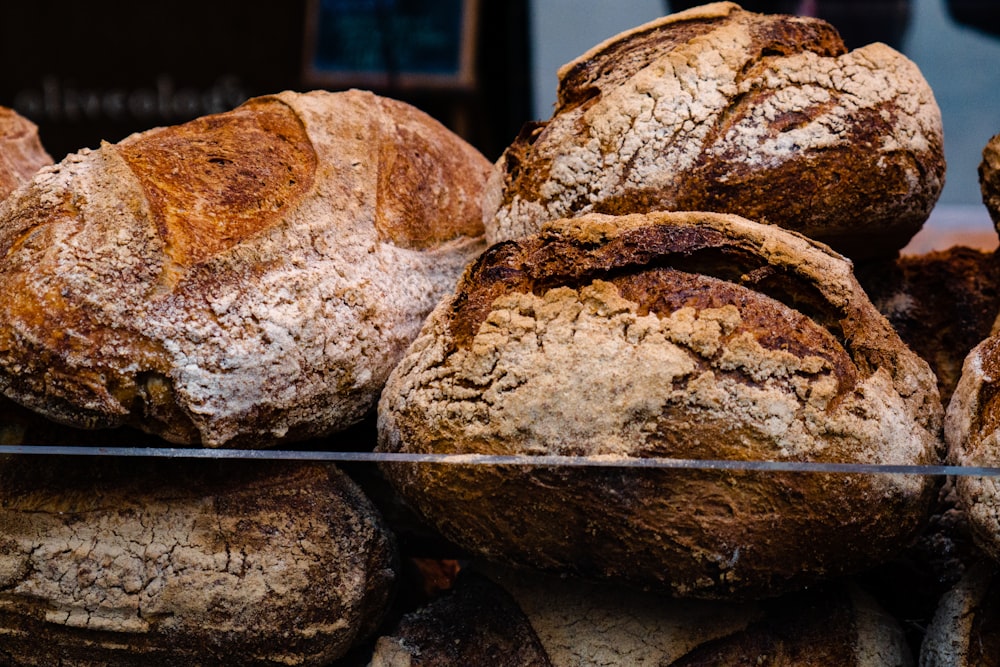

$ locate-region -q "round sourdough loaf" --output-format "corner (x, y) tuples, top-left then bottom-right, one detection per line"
(484, 1), (944, 260)
(377, 210), (943, 599)
(0, 458), (397, 666)
(0, 106), (52, 201)
(0, 89), (489, 447)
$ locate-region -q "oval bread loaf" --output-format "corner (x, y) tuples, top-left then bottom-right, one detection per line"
(372, 564), (913, 666)
(0, 106), (52, 201)
(0, 458), (397, 666)
(0, 89), (490, 447)
(484, 1), (945, 260)
(377, 210), (943, 599)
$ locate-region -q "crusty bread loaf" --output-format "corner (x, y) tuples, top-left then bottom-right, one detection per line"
(372, 564), (912, 666)
(920, 562), (1000, 666)
(944, 337), (1000, 566)
(484, 1), (944, 260)
(0, 106), (52, 201)
(0, 89), (490, 447)
(0, 457), (397, 666)
(981, 133), (1000, 233)
(856, 246), (1000, 406)
(377, 210), (943, 599)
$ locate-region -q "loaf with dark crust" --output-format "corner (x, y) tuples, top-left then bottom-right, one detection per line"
(372, 564), (912, 666)
(484, 1), (945, 260)
(376, 210), (943, 600)
(982, 133), (1000, 234)
(856, 246), (1000, 406)
(0, 458), (398, 666)
(0, 89), (490, 447)
(0, 106), (51, 201)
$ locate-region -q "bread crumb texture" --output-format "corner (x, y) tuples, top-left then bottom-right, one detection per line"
(485, 2), (944, 259)
(0, 459), (397, 666)
(0, 90), (488, 447)
(378, 212), (942, 598)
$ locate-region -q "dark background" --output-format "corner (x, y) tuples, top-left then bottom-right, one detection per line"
(0, 0), (532, 164)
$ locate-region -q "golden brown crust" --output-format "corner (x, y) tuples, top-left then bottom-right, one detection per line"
(484, 2), (944, 260)
(0, 90), (489, 447)
(0, 107), (52, 201)
(377, 211), (943, 599)
(115, 97), (318, 269)
(0, 458), (398, 666)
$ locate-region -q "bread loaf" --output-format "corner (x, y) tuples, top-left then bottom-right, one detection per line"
(856, 246), (1000, 405)
(372, 564), (912, 666)
(0, 106), (52, 200)
(920, 562), (1000, 666)
(0, 457), (398, 666)
(981, 132), (1000, 234)
(944, 336), (1000, 566)
(0, 89), (490, 447)
(484, 1), (944, 260)
(377, 210), (943, 599)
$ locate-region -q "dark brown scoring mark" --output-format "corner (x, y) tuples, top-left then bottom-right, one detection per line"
(448, 223), (850, 357)
(116, 97), (317, 268)
(669, 588), (859, 666)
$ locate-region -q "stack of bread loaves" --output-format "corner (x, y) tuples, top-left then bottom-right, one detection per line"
(4, 0), (1000, 663)
(377, 0), (947, 607)
(0, 92), (491, 664)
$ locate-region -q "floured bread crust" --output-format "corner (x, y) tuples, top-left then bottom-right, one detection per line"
(0, 458), (398, 666)
(377, 211), (942, 599)
(484, 1), (944, 260)
(0, 106), (52, 201)
(982, 133), (1000, 234)
(0, 89), (489, 447)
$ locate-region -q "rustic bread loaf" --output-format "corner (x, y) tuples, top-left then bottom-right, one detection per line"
(982, 133), (1000, 234)
(484, 1), (945, 260)
(372, 564), (912, 666)
(0, 89), (489, 447)
(0, 457), (398, 666)
(944, 337), (1000, 565)
(377, 210), (943, 599)
(920, 562), (1000, 666)
(856, 246), (1000, 406)
(0, 106), (51, 201)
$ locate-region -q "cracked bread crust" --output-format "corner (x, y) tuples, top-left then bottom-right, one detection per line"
(377, 211), (943, 599)
(0, 107), (52, 202)
(0, 458), (398, 666)
(484, 1), (944, 260)
(0, 89), (489, 447)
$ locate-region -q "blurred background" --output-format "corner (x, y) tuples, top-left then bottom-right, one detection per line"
(2, 0), (997, 251)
